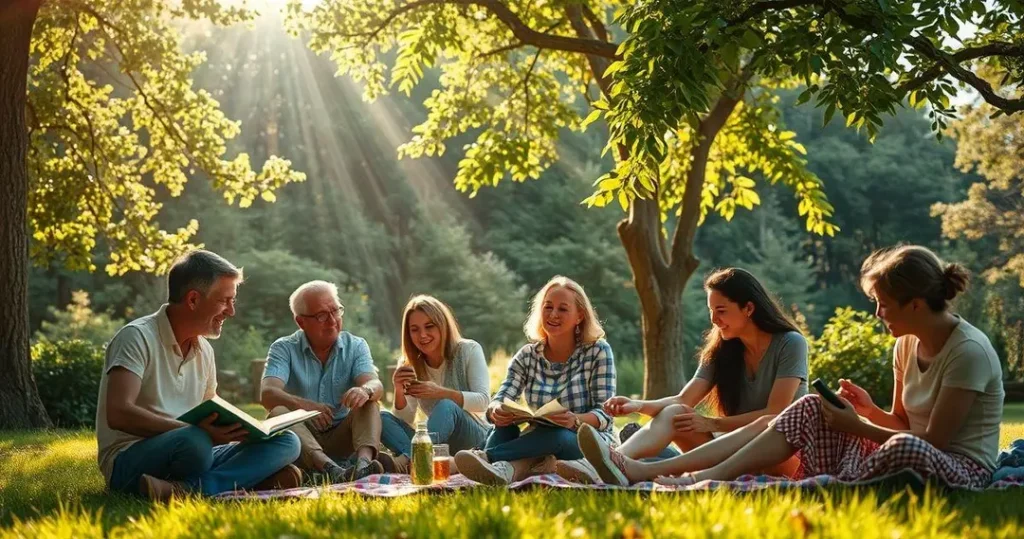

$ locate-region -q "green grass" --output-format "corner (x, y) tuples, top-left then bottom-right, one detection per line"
(3, 405), (1024, 538)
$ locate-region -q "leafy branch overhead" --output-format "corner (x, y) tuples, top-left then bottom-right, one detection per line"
(934, 69), (1024, 286)
(288, 0), (826, 235)
(596, 0), (1023, 214)
(27, 0), (306, 276)
(292, 0), (1021, 241)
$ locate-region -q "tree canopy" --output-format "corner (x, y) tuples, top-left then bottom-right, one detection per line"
(935, 70), (1024, 286)
(286, 0), (1023, 396)
(26, 0), (305, 275)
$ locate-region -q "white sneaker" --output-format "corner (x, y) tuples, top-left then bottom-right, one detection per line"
(577, 424), (629, 487)
(555, 459), (601, 484)
(454, 450), (514, 486)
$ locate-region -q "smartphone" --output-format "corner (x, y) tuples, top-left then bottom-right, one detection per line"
(811, 378), (846, 409)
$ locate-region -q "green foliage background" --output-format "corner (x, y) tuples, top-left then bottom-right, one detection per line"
(26, 16), (1024, 400)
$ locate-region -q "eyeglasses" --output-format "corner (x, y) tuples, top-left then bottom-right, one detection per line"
(300, 306), (345, 323)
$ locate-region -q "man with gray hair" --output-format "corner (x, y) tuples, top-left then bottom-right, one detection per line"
(96, 250), (302, 501)
(261, 280), (386, 483)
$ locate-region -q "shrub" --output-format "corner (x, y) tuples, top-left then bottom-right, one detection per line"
(31, 339), (105, 428)
(809, 307), (896, 406)
(35, 290), (123, 348)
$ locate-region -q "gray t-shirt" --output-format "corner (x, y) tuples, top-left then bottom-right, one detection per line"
(694, 331), (808, 415)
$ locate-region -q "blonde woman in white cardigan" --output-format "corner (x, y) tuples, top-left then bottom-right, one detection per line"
(380, 295), (491, 472)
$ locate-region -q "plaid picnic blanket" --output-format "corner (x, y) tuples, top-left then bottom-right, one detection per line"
(215, 472), (1024, 500)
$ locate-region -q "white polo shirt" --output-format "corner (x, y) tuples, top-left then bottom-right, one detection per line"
(95, 304), (217, 484)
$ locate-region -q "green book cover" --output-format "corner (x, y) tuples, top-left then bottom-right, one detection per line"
(177, 395), (321, 441)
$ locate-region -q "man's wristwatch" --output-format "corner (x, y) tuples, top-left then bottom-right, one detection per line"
(362, 386), (374, 400)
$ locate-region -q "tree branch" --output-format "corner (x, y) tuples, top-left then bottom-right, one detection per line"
(669, 70), (752, 270)
(580, 4), (608, 43)
(716, 0), (1024, 112)
(346, 0), (619, 59)
(898, 40), (1024, 101)
(565, 4), (612, 96)
(820, 4), (1024, 113)
(461, 0), (618, 58)
(474, 41), (524, 60)
(472, 18), (563, 60)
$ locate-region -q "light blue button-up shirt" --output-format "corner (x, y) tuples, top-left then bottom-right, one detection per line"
(263, 330), (377, 424)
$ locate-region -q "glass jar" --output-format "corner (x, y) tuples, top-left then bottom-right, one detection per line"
(410, 421), (434, 485)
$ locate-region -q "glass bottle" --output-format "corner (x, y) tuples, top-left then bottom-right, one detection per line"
(410, 421), (434, 485)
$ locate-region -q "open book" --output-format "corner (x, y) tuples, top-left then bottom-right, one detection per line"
(499, 398), (568, 428)
(177, 395), (322, 441)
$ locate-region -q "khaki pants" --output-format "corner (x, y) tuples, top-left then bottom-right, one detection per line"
(269, 402), (381, 470)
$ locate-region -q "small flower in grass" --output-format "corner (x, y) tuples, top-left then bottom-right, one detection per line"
(789, 509), (812, 536)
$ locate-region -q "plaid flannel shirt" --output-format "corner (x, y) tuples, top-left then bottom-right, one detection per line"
(492, 339), (617, 445)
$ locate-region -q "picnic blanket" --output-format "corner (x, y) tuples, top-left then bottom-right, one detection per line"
(215, 472), (1024, 500)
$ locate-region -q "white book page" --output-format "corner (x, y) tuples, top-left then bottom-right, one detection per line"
(534, 399), (567, 417)
(262, 409), (322, 433)
(500, 398), (535, 417)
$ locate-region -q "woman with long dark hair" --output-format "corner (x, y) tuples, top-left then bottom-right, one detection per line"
(580, 246), (1003, 488)
(556, 268), (807, 483)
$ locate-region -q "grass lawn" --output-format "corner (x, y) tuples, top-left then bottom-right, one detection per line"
(2, 405), (1024, 538)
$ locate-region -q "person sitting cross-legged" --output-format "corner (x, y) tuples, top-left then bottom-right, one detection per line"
(379, 295), (492, 473)
(261, 280), (386, 484)
(454, 275), (617, 486)
(579, 245), (1004, 490)
(99, 250), (302, 501)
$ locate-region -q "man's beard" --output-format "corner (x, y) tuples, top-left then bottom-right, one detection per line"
(203, 320), (224, 340)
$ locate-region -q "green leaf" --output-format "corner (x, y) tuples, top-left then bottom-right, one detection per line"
(598, 178), (622, 191)
(795, 88), (813, 106)
(740, 29), (762, 49)
(823, 103), (837, 126)
(638, 174), (655, 193)
(581, 109), (603, 129)
(810, 55), (824, 73)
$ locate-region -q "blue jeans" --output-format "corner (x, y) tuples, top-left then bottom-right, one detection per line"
(380, 400), (491, 456)
(108, 426), (301, 496)
(484, 424), (583, 462)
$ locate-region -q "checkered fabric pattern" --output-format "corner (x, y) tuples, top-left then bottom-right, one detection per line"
(492, 340), (617, 444)
(214, 470), (1024, 500)
(773, 395), (992, 488)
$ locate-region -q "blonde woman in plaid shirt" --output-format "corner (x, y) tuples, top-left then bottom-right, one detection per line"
(454, 276), (616, 486)
(580, 246), (1003, 489)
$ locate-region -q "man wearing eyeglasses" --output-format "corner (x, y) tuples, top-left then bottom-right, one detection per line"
(260, 280), (386, 483)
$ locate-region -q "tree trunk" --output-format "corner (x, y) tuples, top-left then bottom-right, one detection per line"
(0, 0), (51, 429)
(618, 196), (696, 398)
(563, 7), (696, 398)
(616, 89), (742, 398)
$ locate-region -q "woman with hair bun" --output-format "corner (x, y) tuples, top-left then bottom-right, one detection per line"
(579, 245), (1004, 489)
